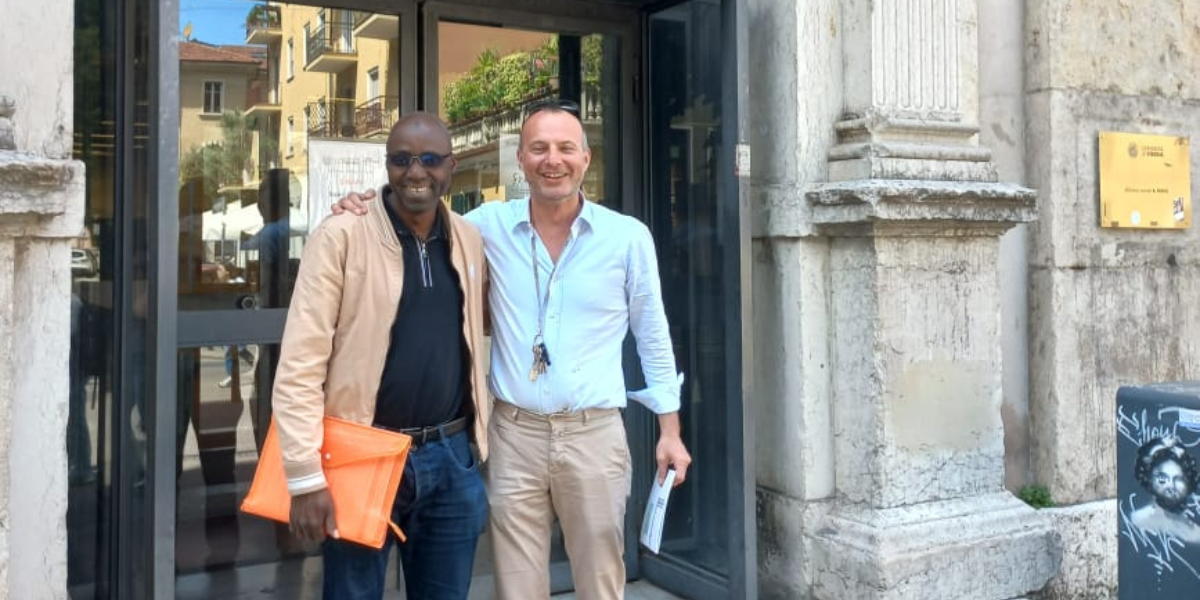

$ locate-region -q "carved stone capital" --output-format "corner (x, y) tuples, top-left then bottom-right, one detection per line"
(0, 151), (85, 238)
(806, 179), (1036, 234)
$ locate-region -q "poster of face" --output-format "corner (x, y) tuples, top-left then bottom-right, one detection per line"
(1118, 383), (1200, 597)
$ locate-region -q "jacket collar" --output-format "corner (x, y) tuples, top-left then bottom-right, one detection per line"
(371, 185), (455, 252)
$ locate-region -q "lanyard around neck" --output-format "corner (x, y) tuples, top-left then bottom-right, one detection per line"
(530, 231), (560, 345)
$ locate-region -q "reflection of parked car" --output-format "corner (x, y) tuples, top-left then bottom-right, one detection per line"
(71, 249), (97, 278)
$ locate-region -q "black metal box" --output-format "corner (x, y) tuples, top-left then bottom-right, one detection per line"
(1117, 382), (1200, 596)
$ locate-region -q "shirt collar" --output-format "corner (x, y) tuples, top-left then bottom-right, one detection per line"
(507, 193), (597, 236)
(382, 186), (446, 241)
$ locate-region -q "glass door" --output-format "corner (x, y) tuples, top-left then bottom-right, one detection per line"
(638, 0), (755, 598)
(171, 1), (412, 597)
(421, 7), (636, 593)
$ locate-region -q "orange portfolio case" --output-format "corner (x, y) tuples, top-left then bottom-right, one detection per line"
(241, 417), (411, 549)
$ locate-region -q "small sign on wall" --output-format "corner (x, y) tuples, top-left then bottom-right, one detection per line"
(1099, 132), (1191, 229)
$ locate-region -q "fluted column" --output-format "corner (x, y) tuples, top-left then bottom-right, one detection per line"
(831, 0), (996, 183)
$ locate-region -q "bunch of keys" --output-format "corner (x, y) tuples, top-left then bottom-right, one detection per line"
(529, 341), (552, 382)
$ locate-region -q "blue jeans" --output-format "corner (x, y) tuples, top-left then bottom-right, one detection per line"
(322, 429), (487, 600)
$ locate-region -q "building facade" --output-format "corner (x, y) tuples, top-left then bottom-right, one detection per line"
(0, 0), (1196, 598)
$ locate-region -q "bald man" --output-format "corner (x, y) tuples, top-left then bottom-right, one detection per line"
(272, 112), (490, 600)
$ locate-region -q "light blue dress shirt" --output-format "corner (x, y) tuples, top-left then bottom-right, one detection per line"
(465, 197), (681, 415)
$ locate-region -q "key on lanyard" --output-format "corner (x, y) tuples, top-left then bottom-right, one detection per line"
(528, 342), (551, 382)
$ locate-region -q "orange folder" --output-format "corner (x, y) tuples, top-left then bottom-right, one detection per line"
(241, 416), (412, 549)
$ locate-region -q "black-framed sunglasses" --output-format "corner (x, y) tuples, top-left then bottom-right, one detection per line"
(386, 151), (453, 169)
(525, 98), (581, 120)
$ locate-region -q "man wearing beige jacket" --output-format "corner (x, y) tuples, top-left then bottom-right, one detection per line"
(271, 112), (489, 600)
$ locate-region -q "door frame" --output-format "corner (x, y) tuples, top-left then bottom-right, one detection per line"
(149, 0), (753, 597)
(633, 0), (755, 598)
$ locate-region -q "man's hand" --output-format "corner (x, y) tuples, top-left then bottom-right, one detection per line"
(290, 488), (339, 542)
(330, 189), (377, 216)
(655, 412), (692, 487)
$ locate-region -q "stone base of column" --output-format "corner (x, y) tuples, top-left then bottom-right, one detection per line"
(1038, 500), (1116, 600)
(809, 493), (1061, 600)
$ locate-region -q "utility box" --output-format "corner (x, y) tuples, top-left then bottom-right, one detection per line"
(1117, 382), (1200, 597)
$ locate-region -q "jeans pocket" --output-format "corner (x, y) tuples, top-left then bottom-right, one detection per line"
(448, 435), (479, 472)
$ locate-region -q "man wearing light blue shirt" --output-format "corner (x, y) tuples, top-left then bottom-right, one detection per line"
(334, 103), (691, 600)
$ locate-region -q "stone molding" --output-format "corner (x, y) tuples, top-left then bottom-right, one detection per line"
(828, 115), (997, 182)
(0, 150), (85, 238)
(810, 494), (1062, 599)
(806, 179), (1036, 229)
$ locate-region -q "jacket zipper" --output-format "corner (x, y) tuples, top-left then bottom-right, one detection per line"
(418, 238), (433, 288)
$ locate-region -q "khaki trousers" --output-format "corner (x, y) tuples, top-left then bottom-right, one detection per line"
(487, 400), (631, 600)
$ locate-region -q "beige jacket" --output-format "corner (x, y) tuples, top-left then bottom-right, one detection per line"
(272, 198), (489, 495)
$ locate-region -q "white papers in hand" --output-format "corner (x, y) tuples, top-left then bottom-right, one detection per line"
(639, 468), (676, 554)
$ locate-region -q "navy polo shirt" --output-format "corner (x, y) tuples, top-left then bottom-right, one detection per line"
(373, 194), (469, 430)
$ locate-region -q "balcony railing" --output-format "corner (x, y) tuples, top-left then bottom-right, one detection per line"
(355, 95), (399, 138)
(447, 90), (603, 154)
(447, 92), (554, 153)
(306, 19), (356, 65)
(244, 5), (281, 42)
(305, 98), (357, 138)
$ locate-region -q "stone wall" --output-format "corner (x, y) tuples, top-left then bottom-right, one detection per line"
(0, 0), (84, 596)
(1026, 0), (1200, 597)
(747, 0), (841, 596)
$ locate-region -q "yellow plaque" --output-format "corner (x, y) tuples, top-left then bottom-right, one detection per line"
(1099, 132), (1191, 229)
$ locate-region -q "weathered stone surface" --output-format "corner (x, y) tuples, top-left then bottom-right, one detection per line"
(829, 233), (1010, 507)
(1036, 501), (1117, 600)
(0, 152), (79, 215)
(748, 0), (841, 239)
(0, 240), (13, 596)
(753, 238), (834, 500)
(0, 2), (75, 157)
(1026, 0), (1200, 98)
(9, 240), (70, 599)
(0, 152), (85, 240)
(1025, 90), (1200, 270)
(0, 1), (80, 591)
(756, 488), (813, 600)
(979, 0), (1035, 492)
(1029, 265), (1200, 504)
(827, 120), (999, 183)
(807, 180), (1036, 226)
(839, 0), (981, 123)
(810, 494), (1061, 600)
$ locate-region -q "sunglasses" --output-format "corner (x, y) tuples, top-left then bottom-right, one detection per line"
(525, 98), (582, 120)
(386, 151), (453, 169)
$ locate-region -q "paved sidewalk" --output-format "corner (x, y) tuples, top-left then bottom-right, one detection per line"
(552, 581), (685, 599)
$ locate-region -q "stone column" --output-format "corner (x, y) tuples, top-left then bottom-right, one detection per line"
(0, 96), (84, 599)
(800, 0), (1060, 597)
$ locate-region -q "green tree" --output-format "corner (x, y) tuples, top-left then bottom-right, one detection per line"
(179, 110), (256, 192)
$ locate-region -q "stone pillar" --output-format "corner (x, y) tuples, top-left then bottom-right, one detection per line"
(799, 0), (1061, 597)
(0, 95), (84, 600)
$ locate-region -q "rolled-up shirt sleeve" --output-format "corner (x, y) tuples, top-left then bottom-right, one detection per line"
(625, 223), (682, 414)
